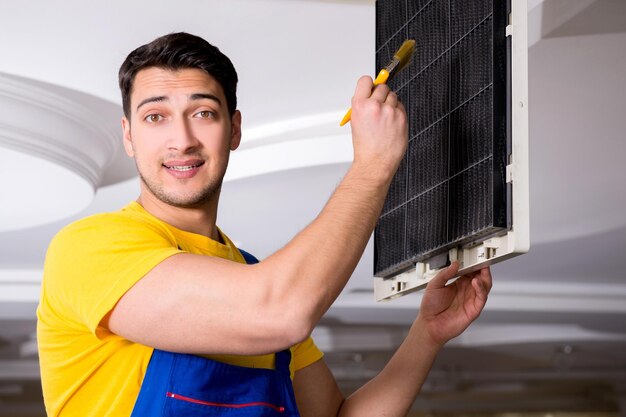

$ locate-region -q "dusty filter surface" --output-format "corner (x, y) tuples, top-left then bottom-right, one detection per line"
(374, 0), (511, 277)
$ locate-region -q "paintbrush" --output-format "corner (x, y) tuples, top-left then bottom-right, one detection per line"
(340, 39), (416, 126)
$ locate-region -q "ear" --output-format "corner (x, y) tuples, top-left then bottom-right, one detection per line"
(230, 110), (242, 151)
(122, 116), (134, 157)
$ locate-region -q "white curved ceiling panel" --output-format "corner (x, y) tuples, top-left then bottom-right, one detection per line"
(0, 147), (93, 232)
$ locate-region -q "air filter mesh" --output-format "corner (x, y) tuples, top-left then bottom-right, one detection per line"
(374, 0), (510, 277)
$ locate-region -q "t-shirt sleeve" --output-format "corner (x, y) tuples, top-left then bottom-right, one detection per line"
(291, 337), (324, 372)
(43, 212), (182, 337)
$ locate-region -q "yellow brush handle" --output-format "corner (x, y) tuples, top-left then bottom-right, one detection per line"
(373, 69), (390, 85)
(340, 69), (391, 126)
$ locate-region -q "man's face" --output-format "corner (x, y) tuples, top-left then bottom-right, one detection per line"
(122, 67), (241, 208)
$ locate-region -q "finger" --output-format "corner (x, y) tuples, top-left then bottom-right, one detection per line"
(353, 75), (374, 100)
(465, 279), (487, 322)
(397, 101), (407, 116)
(479, 267), (493, 291)
(426, 261), (460, 290)
(471, 276), (489, 302)
(385, 91), (398, 107)
(472, 268), (493, 302)
(370, 83), (391, 102)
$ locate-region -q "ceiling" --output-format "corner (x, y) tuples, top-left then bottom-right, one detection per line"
(1, 0), (626, 415)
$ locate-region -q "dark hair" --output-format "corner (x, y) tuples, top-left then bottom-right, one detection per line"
(118, 32), (238, 118)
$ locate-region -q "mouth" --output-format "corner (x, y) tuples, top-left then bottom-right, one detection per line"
(162, 160), (205, 172)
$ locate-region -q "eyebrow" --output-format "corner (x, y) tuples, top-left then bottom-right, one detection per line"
(190, 93), (222, 106)
(136, 93), (222, 112)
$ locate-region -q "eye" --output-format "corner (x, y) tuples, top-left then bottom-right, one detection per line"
(144, 114), (164, 123)
(194, 110), (215, 119)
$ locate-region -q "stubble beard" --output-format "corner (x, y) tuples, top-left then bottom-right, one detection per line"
(138, 166), (225, 209)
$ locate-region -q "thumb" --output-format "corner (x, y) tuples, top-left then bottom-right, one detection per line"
(353, 75), (374, 100)
(426, 261), (460, 290)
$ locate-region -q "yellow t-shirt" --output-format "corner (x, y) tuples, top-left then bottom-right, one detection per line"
(37, 201), (323, 416)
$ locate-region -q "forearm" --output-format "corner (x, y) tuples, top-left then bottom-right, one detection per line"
(261, 161), (393, 329)
(253, 78), (407, 336)
(337, 319), (442, 417)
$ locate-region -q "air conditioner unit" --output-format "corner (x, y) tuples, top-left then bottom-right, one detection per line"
(373, 0), (529, 301)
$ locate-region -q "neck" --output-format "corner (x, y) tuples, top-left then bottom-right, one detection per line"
(137, 189), (221, 242)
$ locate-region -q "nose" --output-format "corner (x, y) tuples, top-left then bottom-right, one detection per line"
(166, 117), (200, 152)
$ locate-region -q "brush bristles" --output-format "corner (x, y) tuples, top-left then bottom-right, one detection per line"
(394, 39), (416, 72)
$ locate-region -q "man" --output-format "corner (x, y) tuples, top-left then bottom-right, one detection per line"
(37, 32), (491, 416)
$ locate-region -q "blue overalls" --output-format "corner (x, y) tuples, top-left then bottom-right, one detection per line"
(130, 250), (301, 416)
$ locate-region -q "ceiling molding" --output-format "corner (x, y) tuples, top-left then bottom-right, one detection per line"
(333, 280), (626, 314)
(0, 74), (119, 155)
(0, 122), (101, 187)
(0, 72), (120, 187)
(449, 323), (626, 348)
(224, 110), (353, 181)
(226, 133), (353, 182)
(240, 111), (345, 149)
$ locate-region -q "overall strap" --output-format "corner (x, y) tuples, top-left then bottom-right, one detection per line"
(275, 349), (292, 378)
(238, 248), (259, 265)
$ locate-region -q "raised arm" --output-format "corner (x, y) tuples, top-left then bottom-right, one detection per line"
(293, 263), (493, 417)
(107, 77), (408, 355)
